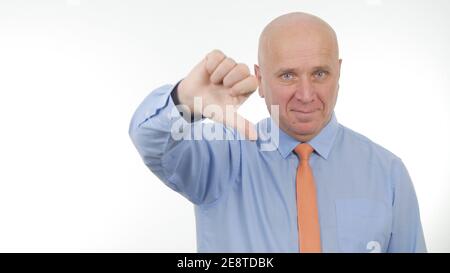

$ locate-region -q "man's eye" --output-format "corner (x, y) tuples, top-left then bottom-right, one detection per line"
(314, 70), (328, 79)
(281, 73), (294, 80)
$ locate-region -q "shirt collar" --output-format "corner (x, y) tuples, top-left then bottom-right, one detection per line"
(273, 112), (340, 160)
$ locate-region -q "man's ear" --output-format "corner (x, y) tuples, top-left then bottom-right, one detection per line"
(337, 59), (342, 93)
(338, 59), (342, 79)
(254, 64), (264, 98)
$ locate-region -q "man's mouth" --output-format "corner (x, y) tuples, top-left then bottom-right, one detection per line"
(291, 109), (316, 114)
(290, 109), (318, 122)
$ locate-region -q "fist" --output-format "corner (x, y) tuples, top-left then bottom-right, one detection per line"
(176, 49), (258, 140)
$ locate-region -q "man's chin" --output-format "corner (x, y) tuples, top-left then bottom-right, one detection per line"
(288, 121), (318, 139)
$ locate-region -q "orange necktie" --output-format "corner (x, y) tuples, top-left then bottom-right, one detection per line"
(294, 143), (322, 253)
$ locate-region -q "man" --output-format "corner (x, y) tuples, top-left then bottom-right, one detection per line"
(129, 12), (426, 252)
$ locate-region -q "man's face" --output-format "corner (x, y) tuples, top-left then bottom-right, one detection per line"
(255, 27), (342, 142)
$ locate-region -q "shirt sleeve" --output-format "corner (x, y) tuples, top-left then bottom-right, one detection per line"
(128, 82), (242, 206)
(387, 158), (427, 253)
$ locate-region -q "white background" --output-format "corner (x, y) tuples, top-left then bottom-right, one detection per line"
(0, 0), (449, 252)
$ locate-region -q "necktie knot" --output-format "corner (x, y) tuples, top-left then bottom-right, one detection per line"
(294, 143), (314, 161)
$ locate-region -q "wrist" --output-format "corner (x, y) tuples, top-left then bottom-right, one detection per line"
(172, 80), (203, 122)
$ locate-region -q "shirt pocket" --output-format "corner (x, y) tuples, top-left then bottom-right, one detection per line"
(335, 198), (392, 253)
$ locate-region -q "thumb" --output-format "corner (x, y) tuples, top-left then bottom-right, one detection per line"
(203, 105), (257, 141)
(232, 113), (258, 141)
(224, 109), (257, 141)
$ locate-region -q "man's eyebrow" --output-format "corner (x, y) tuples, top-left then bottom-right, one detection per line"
(311, 65), (332, 71)
(274, 65), (333, 76)
(273, 68), (296, 76)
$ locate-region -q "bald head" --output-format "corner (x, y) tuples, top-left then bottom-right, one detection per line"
(258, 12), (339, 68)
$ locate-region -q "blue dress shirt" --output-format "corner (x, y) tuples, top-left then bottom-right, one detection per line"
(129, 83), (427, 253)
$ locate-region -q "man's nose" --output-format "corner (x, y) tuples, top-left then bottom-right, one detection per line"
(294, 77), (314, 104)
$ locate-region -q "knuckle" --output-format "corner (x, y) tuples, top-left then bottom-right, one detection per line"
(236, 63), (250, 75)
(208, 49), (225, 58)
(206, 49), (226, 65)
(225, 57), (236, 66)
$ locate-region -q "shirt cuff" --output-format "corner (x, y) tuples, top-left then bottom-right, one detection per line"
(170, 79), (205, 123)
(134, 80), (206, 136)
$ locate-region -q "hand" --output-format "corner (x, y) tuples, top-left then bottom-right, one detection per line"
(176, 49), (258, 140)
